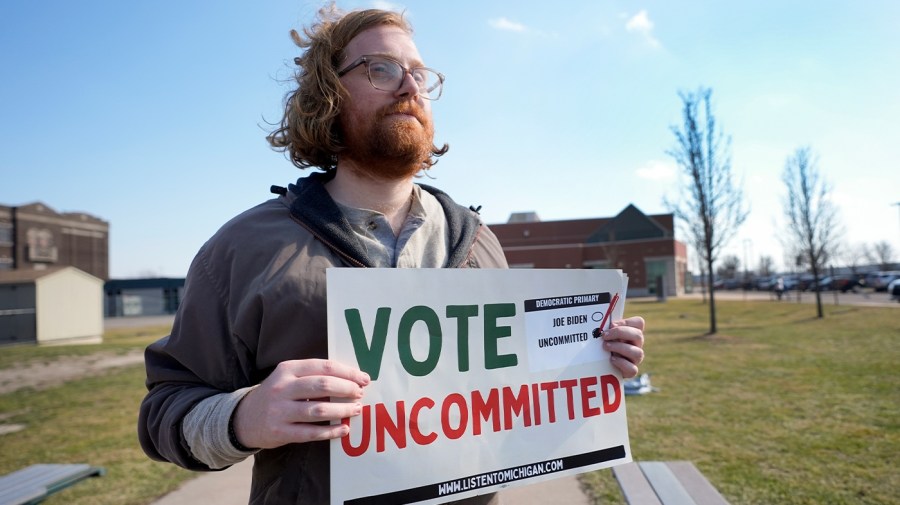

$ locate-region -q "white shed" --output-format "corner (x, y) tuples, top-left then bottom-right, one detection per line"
(0, 267), (104, 345)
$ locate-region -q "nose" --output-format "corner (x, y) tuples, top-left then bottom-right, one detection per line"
(394, 71), (421, 99)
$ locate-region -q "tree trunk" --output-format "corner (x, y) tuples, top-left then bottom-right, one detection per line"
(706, 256), (717, 334)
(811, 262), (824, 318)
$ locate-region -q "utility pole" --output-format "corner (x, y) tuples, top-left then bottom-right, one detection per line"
(743, 238), (750, 300)
(894, 202), (900, 245)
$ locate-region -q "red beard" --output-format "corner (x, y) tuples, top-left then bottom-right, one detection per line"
(340, 101), (435, 180)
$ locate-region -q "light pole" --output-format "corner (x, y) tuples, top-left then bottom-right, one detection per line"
(743, 238), (750, 299)
(894, 202), (900, 243)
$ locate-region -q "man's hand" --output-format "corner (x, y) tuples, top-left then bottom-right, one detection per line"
(602, 316), (645, 379)
(232, 359), (370, 449)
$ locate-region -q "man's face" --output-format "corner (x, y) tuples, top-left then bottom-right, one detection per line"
(338, 25), (435, 179)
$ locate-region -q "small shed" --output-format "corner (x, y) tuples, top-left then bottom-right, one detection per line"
(0, 267), (104, 346)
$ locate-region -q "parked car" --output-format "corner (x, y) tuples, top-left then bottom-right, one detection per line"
(864, 271), (882, 289)
(834, 274), (865, 292)
(798, 274), (821, 291)
(809, 275), (835, 291)
(756, 276), (775, 291)
(888, 278), (900, 302)
(782, 275), (799, 291)
(871, 271), (900, 292)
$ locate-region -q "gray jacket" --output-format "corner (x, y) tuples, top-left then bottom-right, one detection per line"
(138, 172), (508, 504)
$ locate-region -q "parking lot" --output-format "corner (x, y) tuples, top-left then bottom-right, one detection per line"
(684, 288), (899, 307)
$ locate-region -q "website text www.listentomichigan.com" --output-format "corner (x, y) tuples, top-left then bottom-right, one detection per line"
(437, 459), (564, 496)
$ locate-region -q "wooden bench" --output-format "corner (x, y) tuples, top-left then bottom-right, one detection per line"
(0, 464), (105, 505)
(613, 461), (729, 505)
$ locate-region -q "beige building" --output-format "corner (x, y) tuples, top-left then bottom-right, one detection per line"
(0, 266), (104, 345)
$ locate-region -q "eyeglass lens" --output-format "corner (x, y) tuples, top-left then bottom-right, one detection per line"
(367, 58), (442, 99)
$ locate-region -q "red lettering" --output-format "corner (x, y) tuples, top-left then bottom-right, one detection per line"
(601, 374), (622, 412)
(502, 384), (532, 430)
(559, 379), (579, 420)
(539, 381), (559, 423)
(441, 393), (469, 439)
(375, 401), (406, 452)
(580, 376), (601, 417)
(409, 397), (437, 445)
(471, 388), (501, 435)
(341, 406), (370, 457)
(343, 373), (623, 457)
(531, 383), (542, 426)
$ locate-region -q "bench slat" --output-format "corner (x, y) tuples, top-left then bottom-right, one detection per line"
(0, 464), (104, 505)
(639, 462), (696, 505)
(613, 461), (730, 505)
(613, 462), (663, 505)
(0, 487), (46, 505)
(665, 461), (729, 505)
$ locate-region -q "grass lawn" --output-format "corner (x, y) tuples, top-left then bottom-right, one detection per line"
(581, 298), (899, 505)
(0, 299), (897, 504)
(0, 325), (197, 505)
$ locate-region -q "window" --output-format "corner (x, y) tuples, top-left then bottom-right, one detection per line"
(0, 223), (12, 245)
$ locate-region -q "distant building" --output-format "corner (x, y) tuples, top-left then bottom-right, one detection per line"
(104, 277), (185, 317)
(489, 205), (689, 297)
(0, 266), (104, 345)
(0, 202), (109, 280)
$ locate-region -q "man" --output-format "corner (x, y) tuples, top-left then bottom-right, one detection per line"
(138, 7), (645, 505)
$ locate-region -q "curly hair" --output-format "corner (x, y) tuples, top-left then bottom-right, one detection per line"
(267, 5), (448, 172)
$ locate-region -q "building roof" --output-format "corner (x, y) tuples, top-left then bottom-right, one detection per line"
(104, 277), (185, 290)
(585, 204), (671, 243)
(0, 267), (68, 284)
(0, 266), (102, 285)
(3, 201), (109, 226)
(492, 204), (675, 247)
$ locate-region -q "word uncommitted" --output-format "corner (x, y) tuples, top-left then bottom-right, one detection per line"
(341, 374), (621, 456)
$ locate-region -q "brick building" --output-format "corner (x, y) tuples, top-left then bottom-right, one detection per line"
(0, 202), (109, 280)
(489, 205), (689, 297)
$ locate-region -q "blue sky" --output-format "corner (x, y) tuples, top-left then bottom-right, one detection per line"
(2, 0), (898, 278)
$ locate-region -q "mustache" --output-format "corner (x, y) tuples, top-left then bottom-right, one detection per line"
(378, 102), (429, 124)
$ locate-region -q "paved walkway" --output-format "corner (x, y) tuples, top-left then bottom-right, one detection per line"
(150, 457), (591, 505)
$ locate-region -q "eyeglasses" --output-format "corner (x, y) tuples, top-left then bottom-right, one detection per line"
(337, 55), (444, 101)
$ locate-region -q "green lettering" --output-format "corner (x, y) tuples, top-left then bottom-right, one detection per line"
(484, 303), (518, 369)
(398, 306), (442, 376)
(446, 305), (478, 372)
(344, 307), (391, 380)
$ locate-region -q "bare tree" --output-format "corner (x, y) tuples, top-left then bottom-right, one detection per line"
(868, 240), (896, 270)
(716, 254), (740, 280)
(666, 87), (748, 334)
(840, 243), (868, 275)
(758, 255), (775, 277)
(782, 147), (840, 318)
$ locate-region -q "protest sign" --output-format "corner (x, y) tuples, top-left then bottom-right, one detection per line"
(327, 268), (631, 504)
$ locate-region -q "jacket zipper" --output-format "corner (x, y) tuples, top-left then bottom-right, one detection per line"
(289, 213), (368, 268)
(460, 224), (484, 268)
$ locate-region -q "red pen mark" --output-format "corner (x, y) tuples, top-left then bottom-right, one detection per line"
(593, 293), (619, 338)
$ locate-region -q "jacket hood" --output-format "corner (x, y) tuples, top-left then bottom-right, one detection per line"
(286, 171), (483, 268)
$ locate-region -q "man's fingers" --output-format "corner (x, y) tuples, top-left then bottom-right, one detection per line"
(282, 374), (366, 401)
(601, 316), (645, 378)
(284, 398), (363, 424)
(611, 354), (640, 379)
(283, 420), (352, 442)
(279, 359), (371, 386)
(603, 340), (644, 365)
(602, 316), (645, 347)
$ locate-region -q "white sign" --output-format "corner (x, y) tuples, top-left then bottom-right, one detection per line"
(327, 269), (631, 505)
